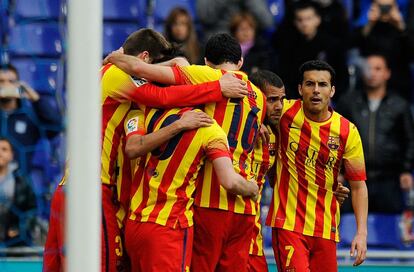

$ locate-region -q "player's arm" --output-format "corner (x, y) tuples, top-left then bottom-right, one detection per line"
(212, 157), (259, 200)
(105, 52), (248, 99)
(348, 179), (368, 267)
(126, 110), (213, 159)
(343, 125), (368, 266)
(105, 52), (177, 85)
(203, 126), (259, 199)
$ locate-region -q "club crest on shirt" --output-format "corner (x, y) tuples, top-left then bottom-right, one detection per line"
(127, 117), (139, 133)
(327, 136), (340, 150)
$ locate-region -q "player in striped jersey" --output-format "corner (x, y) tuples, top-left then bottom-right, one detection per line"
(124, 107), (258, 271)
(248, 70), (351, 272)
(247, 70), (285, 272)
(43, 106), (215, 272)
(266, 60), (368, 271)
(101, 29), (249, 272)
(43, 169), (68, 272)
(105, 33), (266, 271)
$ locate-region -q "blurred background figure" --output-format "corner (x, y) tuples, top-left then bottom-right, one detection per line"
(0, 63), (64, 227)
(0, 64), (42, 151)
(352, 0), (414, 101)
(196, 0), (274, 42)
(0, 137), (36, 247)
(336, 54), (414, 216)
(272, 0), (348, 100)
(164, 7), (201, 64)
(229, 12), (274, 75)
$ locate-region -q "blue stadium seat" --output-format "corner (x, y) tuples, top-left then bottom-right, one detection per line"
(8, 22), (63, 57)
(152, 0), (196, 23)
(0, 0), (8, 43)
(103, 0), (144, 21)
(339, 213), (414, 249)
(103, 23), (140, 55)
(12, 58), (63, 94)
(13, 0), (63, 20)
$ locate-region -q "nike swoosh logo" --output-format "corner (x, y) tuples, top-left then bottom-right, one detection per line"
(288, 124), (301, 130)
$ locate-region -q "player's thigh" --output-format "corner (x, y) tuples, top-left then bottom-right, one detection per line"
(125, 221), (192, 272)
(192, 207), (226, 271)
(309, 237), (337, 272)
(217, 213), (255, 272)
(272, 228), (310, 272)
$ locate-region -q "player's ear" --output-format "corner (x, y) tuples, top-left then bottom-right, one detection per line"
(237, 58), (244, 70)
(330, 86), (336, 98)
(143, 51), (151, 63)
(298, 84), (303, 97)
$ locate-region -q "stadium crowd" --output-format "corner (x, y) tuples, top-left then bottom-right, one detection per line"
(0, 0), (414, 270)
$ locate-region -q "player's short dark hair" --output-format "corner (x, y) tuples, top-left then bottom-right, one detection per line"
(204, 33), (241, 65)
(0, 63), (19, 79)
(250, 70), (284, 92)
(298, 60), (336, 86)
(122, 28), (172, 61)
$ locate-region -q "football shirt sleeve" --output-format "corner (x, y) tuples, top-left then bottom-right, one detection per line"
(343, 124), (367, 181)
(124, 110), (146, 140)
(103, 66), (223, 107)
(202, 122), (231, 160)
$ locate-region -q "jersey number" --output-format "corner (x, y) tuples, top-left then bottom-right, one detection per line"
(227, 98), (260, 152)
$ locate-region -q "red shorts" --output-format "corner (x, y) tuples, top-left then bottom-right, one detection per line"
(272, 228), (337, 272)
(43, 185), (65, 272)
(248, 254), (268, 272)
(102, 185), (127, 272)
(124, 220), (193, 272)
(191, 207), (255, 272)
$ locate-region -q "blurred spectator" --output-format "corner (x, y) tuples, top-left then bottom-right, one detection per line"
(0, 64), (62, 173)
(164, 7), (201, 64)
(314, 0), (350, 44)
(0, 137), (36, 246)
(272, 0), (348, 100)
(336, 54), (414, 214)
(196, 0), (274, 41)
(352, 0), (414, 101)
(229, 12), (275, 75)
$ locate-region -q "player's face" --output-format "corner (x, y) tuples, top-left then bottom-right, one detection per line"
(299, 70), (335, 115)
(363, 56), (390, 89)
(0, 140), (13, 168)
(265, 85), (286, 126)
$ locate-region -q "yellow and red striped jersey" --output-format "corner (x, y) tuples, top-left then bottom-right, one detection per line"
(249, 126), (277, 256)
(172, 65), (266, 215)
(266, 99), (366, 241)
(100, 63), (224, 187)
(115, 109), (146, 227)
(129, 108), (230, 228)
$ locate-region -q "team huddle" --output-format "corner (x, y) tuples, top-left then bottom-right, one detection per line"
(42, 29), (368, 272)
